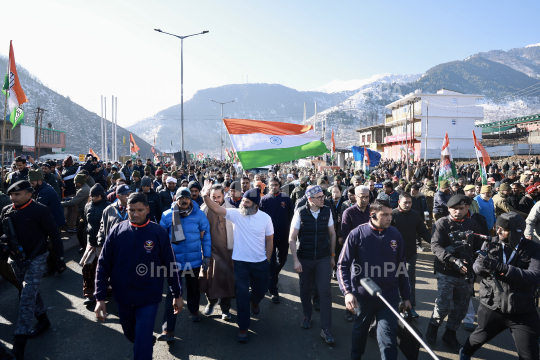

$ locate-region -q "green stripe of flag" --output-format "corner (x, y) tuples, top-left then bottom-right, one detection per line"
(237, 141), (329, 169)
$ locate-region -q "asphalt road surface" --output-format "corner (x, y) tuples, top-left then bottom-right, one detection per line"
(0, 238), (529, 360)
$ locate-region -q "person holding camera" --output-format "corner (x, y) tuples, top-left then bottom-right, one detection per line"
(460, 212), (540, 360)
(0, 180), (66, 360)
(426, 194), (482, 352)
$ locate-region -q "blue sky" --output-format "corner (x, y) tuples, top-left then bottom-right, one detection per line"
(1, 0), (539, 126)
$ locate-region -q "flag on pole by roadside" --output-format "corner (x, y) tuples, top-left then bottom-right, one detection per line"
(224, 118), (329, 169)
(363, 146), (370, 179)
(439, 132), (457, 187)
(2, 41), (28, 129)
(89, 148), (100, 161)
(472, 130), (490, 185)
(129, 134), (140, 154)
(331, 129), (336, 154)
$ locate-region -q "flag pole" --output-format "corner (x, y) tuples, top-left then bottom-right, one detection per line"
(1, 46), (10, 186)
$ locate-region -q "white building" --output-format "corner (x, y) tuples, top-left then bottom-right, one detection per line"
(383, 88), (484, 160)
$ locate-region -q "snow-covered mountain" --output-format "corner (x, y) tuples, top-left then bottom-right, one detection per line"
(312, 73), (422, 94)
(475, 43), (540, 79)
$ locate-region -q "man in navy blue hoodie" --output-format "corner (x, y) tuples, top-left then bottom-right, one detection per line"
(338, 199), (411, 360)
(94, 193), (183, 360)
(259, 177), (293, 304)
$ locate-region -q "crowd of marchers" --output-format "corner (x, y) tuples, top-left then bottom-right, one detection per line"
(1, 154), (540, 360)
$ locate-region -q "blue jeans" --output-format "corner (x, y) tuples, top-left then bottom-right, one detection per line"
(234, 260), (269, 331)
(351, 296), (399, 360)
(117, 302), (160, 360)
(268, 239), (289, 296)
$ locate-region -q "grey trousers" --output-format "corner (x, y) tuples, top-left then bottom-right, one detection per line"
(298, 256), (332, 330)
(10, 252), (48, 335)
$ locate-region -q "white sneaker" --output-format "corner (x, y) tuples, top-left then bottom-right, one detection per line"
(222, 312), (232, 320)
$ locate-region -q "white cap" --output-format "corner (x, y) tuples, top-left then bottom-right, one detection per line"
(166, 177), (178, 184)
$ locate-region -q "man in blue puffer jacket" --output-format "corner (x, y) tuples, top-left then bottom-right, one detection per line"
(159, 187), (211, 341)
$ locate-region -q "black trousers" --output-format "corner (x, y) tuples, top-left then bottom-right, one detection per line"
(463, 304), (540, 360)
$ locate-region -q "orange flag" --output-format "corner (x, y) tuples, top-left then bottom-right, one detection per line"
(472, 130), (490, 165)
(89, 148), (100, 161)
(130, 134), (140, 154)
(331, 129), (336, 153)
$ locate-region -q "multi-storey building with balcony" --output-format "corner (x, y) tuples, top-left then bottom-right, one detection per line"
(383, 88), (484, 160)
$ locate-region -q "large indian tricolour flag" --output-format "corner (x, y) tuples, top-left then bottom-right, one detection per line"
(224, 118), (329, 169)
(2, 41), (29, 129)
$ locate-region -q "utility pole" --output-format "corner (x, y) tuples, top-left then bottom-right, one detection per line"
(210, 99), (235, 160)
(101, 96), (104, 160)
(424, 98), (429, 161)
(104, 97), (107, 162)
(33, 107), (47, 159)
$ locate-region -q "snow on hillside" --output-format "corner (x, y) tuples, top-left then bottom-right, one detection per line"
(526, 43), (540, 48)
(311, 73), (421, 94)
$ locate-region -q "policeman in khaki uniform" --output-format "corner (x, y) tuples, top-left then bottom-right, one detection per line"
(426, 195), (482, 352)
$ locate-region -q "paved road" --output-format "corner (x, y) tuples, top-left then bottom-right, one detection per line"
(0, 237), (527, 360)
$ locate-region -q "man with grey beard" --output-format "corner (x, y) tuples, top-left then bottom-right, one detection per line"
(201, 180), (274, 344)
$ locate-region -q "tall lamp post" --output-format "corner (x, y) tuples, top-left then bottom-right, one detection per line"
(210, 99), (235, 160)
(154, 28), (209, 162)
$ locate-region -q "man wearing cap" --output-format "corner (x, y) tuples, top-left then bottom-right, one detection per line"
(62, 173), (91, 245)
(426, 195), (482, 352)
(0, 180), (66, 358)
(159, 177), (178, 211)
(519, 185), (538, 214)
(160, 187), (211, 327)
(259, 177), (294, 304)
(291, 176), (308, 206)
(201, 181), (273, 343)
(422, 180), (437, 232)
(377, 181), (399, 209)
(464, 185), (480, 214)
(29, 169), (66, 277)
(502, 169), (517, 185)
(140, 176), (163, 223)
(433, 180), (453, 221)
(395, 179), (407, 195)
(226, 181), (243, 208)
(129, 170), (142, 193)
(40, 162), (62, 199)
(493, 183), (528, 219)
(97, 184), (132, 247)
(508, 182), (523, 210)
(288, 184), (337, 344)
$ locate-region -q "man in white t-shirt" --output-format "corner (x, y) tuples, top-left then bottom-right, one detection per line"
(201, 180), (273, 344)
(289, 185), (336, 345)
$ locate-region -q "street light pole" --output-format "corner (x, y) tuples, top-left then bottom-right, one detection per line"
(211, 99), (235, 160)
(154, 28), (209, 162)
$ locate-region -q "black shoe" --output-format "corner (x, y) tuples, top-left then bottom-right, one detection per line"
(83, 297), (95, 306)
(271, 294), (280, 304)
(11, 335), (27, 360)
(442, 329), (462, 352)
(78, 248), (84, 254)
(344, 311), (354, 322)
(152, 335), (157, 346)
(459, 347), (472, 360)
(409, 308), (419, 318)
(426, 322), (438, 344)
(28, 313), (50, 339)
(42, 269), (55, 277)
(313, 302), (320, 311)
(250, 301), (260, 315)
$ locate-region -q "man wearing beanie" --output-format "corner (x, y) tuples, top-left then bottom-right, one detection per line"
(493, 183), (528, 218)
(130, 170), (142, 193)
(62, 173), (90, 250)
(519, 185), (538, 214)
(40, 162), (62, 199)
(144, 165), (155, 180)
(159, 177), (178, 211)
(97, 184), (132, 248)
(188, 181), (203, 206)
(154, 169), (164, 190)
(201, 180), (273, 343)
(140, 176), (163, 223)
(433, 180), (453, 221)
(81, 184), (110, 305)
(29, 169), (67, 277)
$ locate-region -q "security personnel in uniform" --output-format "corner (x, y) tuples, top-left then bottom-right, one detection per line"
(460, 212), (540, 360)
(426, 195), (482, 352)
(0, 180), (66, 360)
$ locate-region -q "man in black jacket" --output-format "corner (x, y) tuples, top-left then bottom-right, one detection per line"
(158, 177), (178, 211)
(461, 212), (540, 360)
(391, 192), (431, 318)
(426, 195), (482, 352)
(0, 180), (66, 359)
(140, 176), (163, 223)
